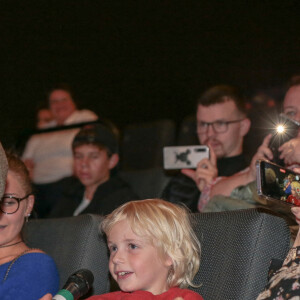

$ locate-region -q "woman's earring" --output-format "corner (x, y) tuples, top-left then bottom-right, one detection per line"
(26, 213), (31, 223)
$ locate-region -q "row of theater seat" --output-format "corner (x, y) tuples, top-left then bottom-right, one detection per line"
(24, 209), (290, 300)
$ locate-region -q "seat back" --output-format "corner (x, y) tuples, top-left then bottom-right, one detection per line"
(119, 167), (171, 199)
(23, 214), (109, 297)
(121, 119), (176, 170)
(190, 209), (290, 300)
(177, 114), (198, 146)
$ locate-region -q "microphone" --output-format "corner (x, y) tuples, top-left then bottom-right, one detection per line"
(53, 269), (94, 300)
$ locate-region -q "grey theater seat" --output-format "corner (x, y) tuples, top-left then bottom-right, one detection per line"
(119, 167), (171, 199)
(121, 119), (176, 170)
(177, 114), (198, 146)
(23, 214), (109, 298)
(22, 209), (291, 299)
(190, 209), (290, 300)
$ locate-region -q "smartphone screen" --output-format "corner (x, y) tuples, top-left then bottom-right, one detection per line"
(257, 160), (300, 206)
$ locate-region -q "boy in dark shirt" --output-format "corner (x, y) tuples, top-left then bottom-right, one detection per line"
(49, 124), (138, 217)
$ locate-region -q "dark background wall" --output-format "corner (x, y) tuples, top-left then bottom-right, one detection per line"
(0, 1), (299, 148)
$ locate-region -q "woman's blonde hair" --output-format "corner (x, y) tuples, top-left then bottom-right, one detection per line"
(101, 198), (201, 289)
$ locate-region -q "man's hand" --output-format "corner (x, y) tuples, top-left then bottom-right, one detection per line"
(279, 137), (300, 166)
(181, 145), (217, 192)
(248, 134), (273, 180)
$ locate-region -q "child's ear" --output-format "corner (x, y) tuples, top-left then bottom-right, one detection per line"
(164, 255), (173, 267)
(108, 154), (119, 169)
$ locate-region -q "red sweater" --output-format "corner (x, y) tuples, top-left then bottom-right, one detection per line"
(287, 195), (300, 206)
(87, 287), (203, 299)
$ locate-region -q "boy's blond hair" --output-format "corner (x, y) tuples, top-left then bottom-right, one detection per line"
(101, 198), (201, 289)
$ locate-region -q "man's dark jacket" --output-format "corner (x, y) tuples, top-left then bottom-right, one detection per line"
(162, 154), (248, 212)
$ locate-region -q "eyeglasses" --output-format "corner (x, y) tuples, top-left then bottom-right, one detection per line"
(197, 119), (245, 134)
(0, 194), (31, 214)
(283, 107), (299, 121)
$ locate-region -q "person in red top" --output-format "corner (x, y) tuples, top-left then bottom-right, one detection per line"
(41, 199), (203, 299)
(286, 181), (300, 206)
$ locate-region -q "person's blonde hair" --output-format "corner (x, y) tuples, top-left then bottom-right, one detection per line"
(101, 198), (201, 289)
(291, 181), (300, 198)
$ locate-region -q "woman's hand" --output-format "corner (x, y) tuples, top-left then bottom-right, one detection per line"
(279, 137), (300, 166)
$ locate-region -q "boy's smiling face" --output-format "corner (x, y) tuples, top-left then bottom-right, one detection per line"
(107, 219), (173, 295)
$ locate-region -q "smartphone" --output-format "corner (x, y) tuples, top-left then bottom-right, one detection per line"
(256, 159), (300, 206)
(269, 113), (300, 165)
(163, 145), (209, 170)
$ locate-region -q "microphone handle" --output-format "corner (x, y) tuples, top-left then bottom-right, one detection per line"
(53, 283), (81, 300)
(52, 289), (73, 300)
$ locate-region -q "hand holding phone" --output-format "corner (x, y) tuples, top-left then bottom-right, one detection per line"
(278, 137), (300, 166)
(163, 145), (210, 170)
(249, 134), (274, 181)
(181, 145), (217, 192)
(163, 145), (213, 192)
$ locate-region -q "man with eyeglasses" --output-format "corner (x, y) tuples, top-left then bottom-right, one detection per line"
(162, 85), (251, 212)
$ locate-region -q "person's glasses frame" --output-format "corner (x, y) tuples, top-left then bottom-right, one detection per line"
(283, 107), (298, 121)
(0, 194), (32, 214)
(197, 119), (245, 134)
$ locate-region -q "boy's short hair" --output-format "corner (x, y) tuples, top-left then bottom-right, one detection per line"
(101, 198), (201, 289)
(72, 124), (118, 157)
